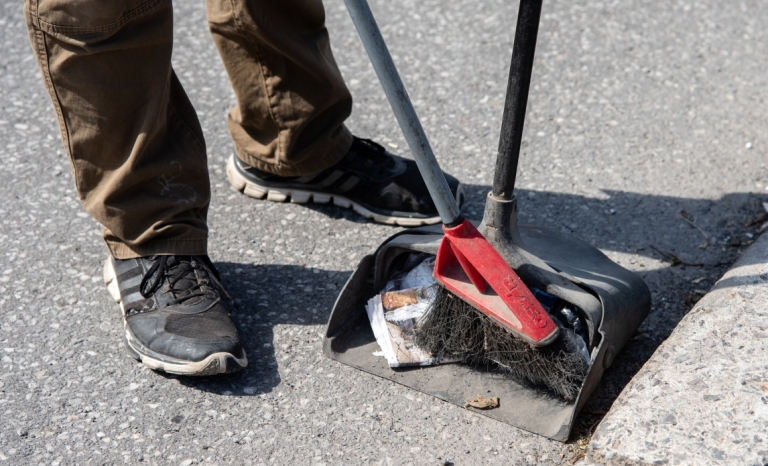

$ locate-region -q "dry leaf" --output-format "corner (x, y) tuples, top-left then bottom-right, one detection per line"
(745, 212), (768, 227)
(685, 290), (707, 307)
(464, 394), (499, 409)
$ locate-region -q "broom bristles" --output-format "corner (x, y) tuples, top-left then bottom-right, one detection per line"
(414, 285), (589, 400)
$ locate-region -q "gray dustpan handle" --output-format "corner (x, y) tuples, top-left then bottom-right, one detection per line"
(344, 0), (462, 226)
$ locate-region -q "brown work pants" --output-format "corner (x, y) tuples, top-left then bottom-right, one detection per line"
(24, 0), (353, 259)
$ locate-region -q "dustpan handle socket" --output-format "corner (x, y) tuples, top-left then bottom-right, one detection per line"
(493, 0), (544, 200)
(344, 0), (463, 226)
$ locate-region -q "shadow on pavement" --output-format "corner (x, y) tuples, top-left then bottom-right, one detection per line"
(168, 262), (345, 396)
(169, 185), (767, 437)
(460, 184), (766, 261)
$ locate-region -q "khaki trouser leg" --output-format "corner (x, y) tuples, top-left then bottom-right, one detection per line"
(207, 0), (353, 177)
(24, 0), (210, 259)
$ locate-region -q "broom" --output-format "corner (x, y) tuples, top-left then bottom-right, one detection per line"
(345, 0), (590, 401)
(415, 287), (590, 400)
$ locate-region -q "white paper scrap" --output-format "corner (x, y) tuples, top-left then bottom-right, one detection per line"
(365, 291), (439, 368)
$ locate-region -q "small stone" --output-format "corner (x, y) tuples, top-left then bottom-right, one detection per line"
(661, 414), (677, 425)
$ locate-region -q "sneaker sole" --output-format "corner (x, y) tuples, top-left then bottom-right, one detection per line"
(103, 259), (248, 376)
(226, 155), (464, 227)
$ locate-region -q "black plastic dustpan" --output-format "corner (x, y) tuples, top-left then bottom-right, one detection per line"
(324, 0), (651, 441)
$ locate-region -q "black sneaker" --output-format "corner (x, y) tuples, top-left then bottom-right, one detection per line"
(103, 255), (247, 376)
(227, 137), (465, 226)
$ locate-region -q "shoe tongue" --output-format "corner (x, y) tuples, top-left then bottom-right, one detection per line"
(174, 275), (198, 294)
(350, 141), (395, 175)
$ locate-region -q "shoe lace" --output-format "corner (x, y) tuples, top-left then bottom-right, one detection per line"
(139, 255), (218, 305)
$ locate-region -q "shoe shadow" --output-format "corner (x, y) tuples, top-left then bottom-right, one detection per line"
(166, 262), (346, 397)
(301, 202), (372, 223)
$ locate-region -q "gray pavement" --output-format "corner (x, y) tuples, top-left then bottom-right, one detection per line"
(1, 0), (767, 464)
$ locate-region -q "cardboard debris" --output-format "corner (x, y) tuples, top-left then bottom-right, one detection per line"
(382, 289), (419, 310)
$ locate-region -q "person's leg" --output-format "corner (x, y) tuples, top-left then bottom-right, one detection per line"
(207, 0), (353, 177)
(25, 0), (210, 259)
(207, 0), (464, 226)
(25, 0), (246, 375)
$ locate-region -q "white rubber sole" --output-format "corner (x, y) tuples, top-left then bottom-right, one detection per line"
(103, 259), (247, 376)
(227, 155), (463, 227)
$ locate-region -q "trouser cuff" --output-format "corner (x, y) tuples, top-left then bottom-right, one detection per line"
(106, 237), (208, 259)
(235, 127), (353, 177)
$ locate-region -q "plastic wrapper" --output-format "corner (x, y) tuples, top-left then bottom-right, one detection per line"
(365, 255), (441, 367)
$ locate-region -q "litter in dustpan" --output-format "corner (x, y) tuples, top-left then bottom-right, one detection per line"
(365, 255), (441, 368)
(365, 252), (591, 399)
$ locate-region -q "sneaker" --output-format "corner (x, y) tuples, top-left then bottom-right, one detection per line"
(227, 137), (465, 226)
(103, 255), (248, 376)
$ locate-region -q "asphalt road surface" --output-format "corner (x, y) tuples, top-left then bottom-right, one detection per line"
(1, 0), (767, 464)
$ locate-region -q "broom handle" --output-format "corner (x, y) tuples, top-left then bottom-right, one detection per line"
(492, 0), (544, 200)
(344, 0), (463, 226)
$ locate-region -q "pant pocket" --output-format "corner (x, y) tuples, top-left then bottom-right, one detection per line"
(32, 0), (165, 34)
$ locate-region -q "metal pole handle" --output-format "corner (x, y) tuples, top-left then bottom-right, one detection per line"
(492, 0), (544, 200)
(344, 0), (463, 226)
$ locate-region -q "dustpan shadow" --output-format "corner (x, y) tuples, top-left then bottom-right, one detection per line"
(168, 262), (349, 397)
(460, 182), (767, 421)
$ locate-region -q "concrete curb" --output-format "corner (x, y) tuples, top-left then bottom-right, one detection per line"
(583, 233), (768, 465)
